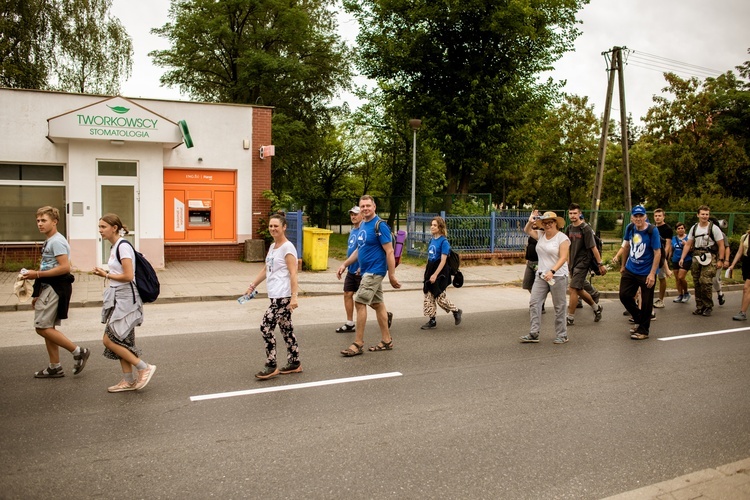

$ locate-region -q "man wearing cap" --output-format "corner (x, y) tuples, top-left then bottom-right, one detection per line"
(335, 205), (393, 333)
(680, 206), (726, 316)
(619, 205), (662, 340)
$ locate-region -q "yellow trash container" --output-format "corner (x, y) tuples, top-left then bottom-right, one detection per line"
(302, 227), (333, 271)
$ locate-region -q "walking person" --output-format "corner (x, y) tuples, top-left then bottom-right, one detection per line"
(522, 235), (545, 314)
(653, 208), (673, 309)
(619, 205), (662, 340)
(92, 214), (155, 392)
(710, 218), (730, 306)
(21, 206), (90, 378)
(520, 210), (570, 344)
(244, 213), (301, 380)
(421, 216), (462, 330)
(680, 206), (726, 317)
(337, 195), (401, 356)
(671, 222), (692, 303)
(727, 226), (750, 321)
(335, 206), (392, 332)
(565, 203), (605, 325)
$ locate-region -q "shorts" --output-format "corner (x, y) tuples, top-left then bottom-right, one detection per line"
(522, 262), (536, 291)
(742, 257), (750, 281)
(569, 265), (590, 290)
(673, 260), (691, 272)
(34, 285), (61, 329)
(354, 273), (384, 306)
(343, 271), (362, 293)
(657, 266), (667, 279)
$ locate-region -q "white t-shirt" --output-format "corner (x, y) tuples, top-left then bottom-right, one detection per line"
(687, 222), (724, 251)
(108, 238), (136, 288)
(265, 240), (296, 299)
(535, 230), (570, 277)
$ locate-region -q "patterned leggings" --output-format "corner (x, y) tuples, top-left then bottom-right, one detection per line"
(423, 292), (458, 318)
(260, 297), (299, 367)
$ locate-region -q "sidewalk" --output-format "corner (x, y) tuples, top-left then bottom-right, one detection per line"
(2, 258), (749, 499)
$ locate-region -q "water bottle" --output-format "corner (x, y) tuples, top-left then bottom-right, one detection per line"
(539, 271), (555, 286)
(237, 290), (258, 304)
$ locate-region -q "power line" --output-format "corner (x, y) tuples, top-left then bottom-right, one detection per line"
(624, 49), (725, 80)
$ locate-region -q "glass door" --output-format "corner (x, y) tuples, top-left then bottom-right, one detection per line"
(97, 178), (138, 267)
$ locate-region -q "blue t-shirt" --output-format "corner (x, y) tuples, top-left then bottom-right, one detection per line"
(428, 236), (450, 263)
(40, 232), (70, 272)
(356, 216), (392, 276)
(346, 226), (360, 274)
(624, 223), (661, 275)
(671, 234), (691, 264)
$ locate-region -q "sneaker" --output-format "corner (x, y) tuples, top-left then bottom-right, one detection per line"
(733, 312), (747, 321)
(702, 308), (713, 317)
(593, 304), (603, 322)
(681, 293), (691, 303)
(630, 333), (649, 340)
(279, 362), (302, 374)
(653, 299), (665, 309)
(566, 316), (574, 326)
(421, 318), (437, 330)
(255, 365), (279, 380)
(108, 379), (136, 393)
(692, 308), (705, 316)
(134, 364), (157, 390)
(72, 347), (91, 375)
(576, 299), (583, 309)
(718, 293), (725, 306)
(673, 294), (684, 303)
(520, 334), (539, 343)
(387, 312), (393, 328)
(453, 309), (462, 326)
(34, 366), (64, 378)
(553, 336), (569, 344)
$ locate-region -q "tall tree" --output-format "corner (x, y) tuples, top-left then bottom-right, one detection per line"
(53, 0), (133, 94)
(0, 0), (56, 89)
(345, 0), (588, 195)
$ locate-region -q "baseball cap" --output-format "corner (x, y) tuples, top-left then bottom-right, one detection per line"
(348, 206), (360, 214)
(631, 205), (647, 216)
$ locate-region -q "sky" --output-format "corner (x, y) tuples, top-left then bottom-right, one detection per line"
(111, 0), (750, 126)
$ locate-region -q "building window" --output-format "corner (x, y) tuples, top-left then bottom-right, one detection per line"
(0, 164), (66, 242)
(98, 161), (137, 176)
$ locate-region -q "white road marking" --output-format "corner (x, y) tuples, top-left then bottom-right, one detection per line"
(658, 326), (750, 341)
(190, 371), (403, 402)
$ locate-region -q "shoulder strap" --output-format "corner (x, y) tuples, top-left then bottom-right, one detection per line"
(114, 239), (132, 264)
(374, 219), (381, 236)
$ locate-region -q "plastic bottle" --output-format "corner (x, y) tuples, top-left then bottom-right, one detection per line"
(237, 290), (258, 304)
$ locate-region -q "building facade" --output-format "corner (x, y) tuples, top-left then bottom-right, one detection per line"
(0, 88), (272, 270)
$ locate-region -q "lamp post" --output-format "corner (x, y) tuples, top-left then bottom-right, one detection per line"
(408, 119), (422, 232)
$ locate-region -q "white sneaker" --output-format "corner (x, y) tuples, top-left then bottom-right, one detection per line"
(653, 299), (665, 309)
(134, 364), (157, 390)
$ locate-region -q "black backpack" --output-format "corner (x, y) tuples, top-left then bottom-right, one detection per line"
(447, 249), (463, 287)
(566, 223), (604, 275)
(115, 240), (160, 303)
(688, 221), (719, 254)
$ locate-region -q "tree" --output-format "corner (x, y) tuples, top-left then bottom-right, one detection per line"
(0, 0), (56, 89)
(53, 0), (133, 94)
(344, 0), (588, 195)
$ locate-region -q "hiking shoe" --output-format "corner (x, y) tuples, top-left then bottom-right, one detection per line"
(593, 304), (603, 322)
(653, 299), (665, 309)
(421, 318), (436, 330)
(733, 312), (747, 321)
(681, 293), (691, 303)
(566, 316), (574, 326)
(673, 294), (684, 303)
(702, 308), (713, 317)
(335, 323), (355, 333)
(718, 293), (725, 306)
(692, 308), (705, 316)
(553, 336), (569, 344)
(279, 362), (302, 374)
(72, 347), (91, 375)
(34, 366), (64, 378)
(387, 312), (393, 328)
(108, 379), (136, 393)
(520, 334), (539, 343)
(255, 365), (279, 380)
(134, 364), (157, 390)
(630, 333), (649, 340)
(453, 309), (462, 325)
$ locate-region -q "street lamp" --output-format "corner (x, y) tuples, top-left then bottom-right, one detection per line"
(408, 119), (422, 230)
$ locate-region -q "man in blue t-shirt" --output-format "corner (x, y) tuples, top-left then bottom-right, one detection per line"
(336, 195), (401, 356)
(619, 205), (662, 340)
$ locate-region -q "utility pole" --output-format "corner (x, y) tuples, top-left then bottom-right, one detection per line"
(590, 46), (631, 233)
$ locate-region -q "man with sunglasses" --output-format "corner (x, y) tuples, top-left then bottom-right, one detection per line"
(619, 205), (662, 340)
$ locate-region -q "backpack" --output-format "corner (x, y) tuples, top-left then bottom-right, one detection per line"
(688, 222), (719, 254)
(375, 219), (403, 267)
(115, 239), (160, 303)
(625, 222), (665, 268)
(447, 249), (464, 287)
(566, 223), (604, 275)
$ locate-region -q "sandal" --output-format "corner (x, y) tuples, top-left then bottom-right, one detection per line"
(368, 339), (393, 352)
(335, 323), (355, 333)
(340, 342), (363, 357)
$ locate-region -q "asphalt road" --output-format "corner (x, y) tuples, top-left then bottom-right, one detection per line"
(1, 293), (749, 499)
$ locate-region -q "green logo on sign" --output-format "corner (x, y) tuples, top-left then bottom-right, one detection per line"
(107, 105), (130, 114)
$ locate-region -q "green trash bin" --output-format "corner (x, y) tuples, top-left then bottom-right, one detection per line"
(302, 227), (333, 271)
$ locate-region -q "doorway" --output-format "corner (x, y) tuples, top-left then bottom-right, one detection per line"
(97, 161), (139, 266)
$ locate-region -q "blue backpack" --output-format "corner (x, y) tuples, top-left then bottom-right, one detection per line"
(115, 240), (160, 303)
